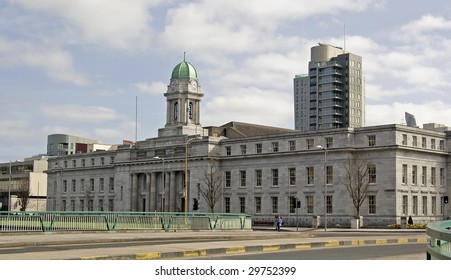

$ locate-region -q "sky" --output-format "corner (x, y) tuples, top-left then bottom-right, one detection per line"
(1, 0), (451, 162)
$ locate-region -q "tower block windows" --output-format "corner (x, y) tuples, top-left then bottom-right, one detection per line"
(174, 102), (179, 120)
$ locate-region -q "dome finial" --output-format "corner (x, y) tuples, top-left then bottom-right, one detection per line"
(183, 51), (186, 61)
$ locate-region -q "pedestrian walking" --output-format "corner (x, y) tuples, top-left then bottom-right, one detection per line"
(276, 216), (283, 232)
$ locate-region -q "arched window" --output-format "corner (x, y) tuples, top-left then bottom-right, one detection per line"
(188, 102), (193, 119)
(174, 102), (178, 120)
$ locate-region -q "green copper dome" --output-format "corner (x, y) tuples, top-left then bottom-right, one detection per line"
(171, 59), (198, 80)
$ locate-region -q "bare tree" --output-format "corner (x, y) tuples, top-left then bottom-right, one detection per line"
(15, 178), (30, 211)
(199, 158), (223, 213)
(340, 152), (371, 217)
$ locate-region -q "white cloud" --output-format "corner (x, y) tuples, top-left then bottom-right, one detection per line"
(0, 36), (88, 85)
(134, 81), (167, 96)
(366, 101), (451, 127)
(42, 104), (121, 123)
(9, 0), (163, 51)
(203, 87), (293, 128)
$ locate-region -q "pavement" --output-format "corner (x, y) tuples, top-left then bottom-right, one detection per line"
(0, 227), (429, 260)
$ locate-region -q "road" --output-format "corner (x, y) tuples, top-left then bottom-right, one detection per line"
(187, 243), (426, 260)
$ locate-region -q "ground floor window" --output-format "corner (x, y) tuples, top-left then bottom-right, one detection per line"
(239, 197), (246, 213)
(255, 197), (261, 214)
(271, 196), (278, 214)
(306, 196), (314, 214)
(326, 195), (332, 214)
(368, 195), (376, 214)
(402, 195), (408, 215)
(224, 197), (230, 213)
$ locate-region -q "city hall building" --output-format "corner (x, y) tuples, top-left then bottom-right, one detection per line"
(46, 58), (450, 227)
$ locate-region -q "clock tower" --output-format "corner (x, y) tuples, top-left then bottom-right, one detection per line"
(158, 57), (206, 137)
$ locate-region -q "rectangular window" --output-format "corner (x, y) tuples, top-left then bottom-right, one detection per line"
(271, 142), (279, 152)
(413, 196), (418, 215)
(422, 166), (427, 186)
(72, 159), (77, 168)
(88, 199), (94, 211)
(402, 134), (407, 145)
(80, 179), (85, 192)
(100, 157), (105, 165)
(70, 200), (75, 211)
(225, 171), (231, 187)
(255, 169), (262, 187)
(240, 145), (247, 155)
(402, 195), (408, 215)
(440, 168), (445, 186)
(289, 140), (296, 151)
(271, 196), (278, 214)
(421, 137), (426, 148)
(368, 135), (376, 146)
(431, 139), (436, 150)
(326, 166), (333, 184)
(240, 170), (246, 187)
(306, 196), (314, 214)
(80, 199), (85, 211)
(99, 199), (104, 211)
(289, 196), (296, 214)
(109, 177), (114, 192)
(71, 179), (76, 193)
(225, 146), (231, 156)
(99, 178), (104, 192)
(412, 136), (418, 147)
(90, 178), (95, 192)
(225, 197), (230, 213)
(306, 139), (314, 149)
(255, 197), (261, 214)
(431, 167), (436, 186)
(307, 167), (314, 185)
(289, 168), (296, 186)
(368, 195), (376, 214)
(108, 199), (114, 211)
(432, 196), (436, 215)
(64, 161), (68, 168)
(272, 169), (279, 186)
(255, 143), (262, 154)
(326, 195), (332, 214)
(91, 158), (95, 166)
(368, 164), (376, 184)
(81, 159), (86, 167)
(63, 180), (68, 193)
(412, 165), (417, 185)
(62, 200), (66, 211)
(110, 156), (115, 163)
(439, 140), (445, 150)
(325, 137), (333, 148)
(402, 164), (407, 184)
(422, 196), (427, 215)
(239, 197), (246, 213)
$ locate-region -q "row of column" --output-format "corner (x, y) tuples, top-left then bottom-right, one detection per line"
(130, 171), (186, 212)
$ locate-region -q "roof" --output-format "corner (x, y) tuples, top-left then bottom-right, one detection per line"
(219, 121), (296, 138)
(171, 59), (198, 80)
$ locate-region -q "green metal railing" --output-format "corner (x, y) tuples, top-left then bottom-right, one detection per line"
(0, 211), (252, 232)
(426, 220), (451, 260)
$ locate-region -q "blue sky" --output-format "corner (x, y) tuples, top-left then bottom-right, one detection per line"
(1, 0), (451, 162)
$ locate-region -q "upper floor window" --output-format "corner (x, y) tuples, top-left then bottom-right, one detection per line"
(255, 143), (262, 154)
(402, 134), (407, 145)
(240, 170), (246, 187)
(421, 137), (426, 148)
(368, 164), (376, 183)
(431, 139), (436, 150)
(225, 146), (231, 156)
(188, 102), (193, 119)
(174, 102), (178, 120)
(368, 135), (376, 146)
(412, 136), (418, 147)
(289, 140), (296, 151)
(225, 171), (231, 187)
(325, 137), (333, 148)
(240, 145), (247, 155)
(306, 139), (314, 149)
(306, 167), (314, 185)
(289, 168), (296, 186)
(271, 142), (279, 152)
(440, 140), (445, 150)
(272, 169), (279, 186)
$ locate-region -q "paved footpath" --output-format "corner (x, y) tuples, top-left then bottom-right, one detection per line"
(0, 228), (428, 260)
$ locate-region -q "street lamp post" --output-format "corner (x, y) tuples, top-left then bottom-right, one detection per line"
(316, 145), (328, 231)
(153, 156), (165, 212)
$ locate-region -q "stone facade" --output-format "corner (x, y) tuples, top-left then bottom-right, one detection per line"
(46, 59), (450, 228)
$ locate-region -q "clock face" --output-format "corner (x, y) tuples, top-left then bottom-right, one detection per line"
(190, 80), (198, 87)
(170, 80), (177, 90)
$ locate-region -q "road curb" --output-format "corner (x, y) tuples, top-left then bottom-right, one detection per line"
(75, 237), (430, 260)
